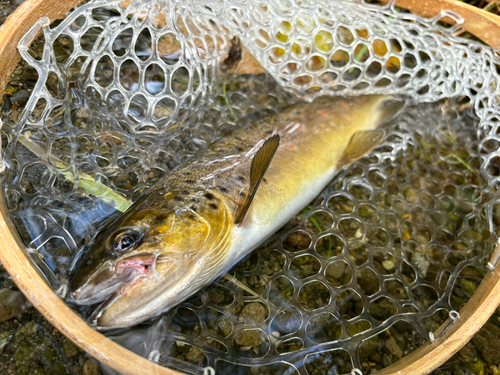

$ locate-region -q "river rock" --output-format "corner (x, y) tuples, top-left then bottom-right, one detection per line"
(10, 89), (30, 105)
(238, 302), (267, 324)
(83, 358), (102, 375)
(385, 335), (403, 359)
(0, 288), (29, 323)
(63, 339), (81, 358)
(472, 322), (500, 365)
(12, 321), (67, 375)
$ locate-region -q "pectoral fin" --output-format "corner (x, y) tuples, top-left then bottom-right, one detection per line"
(337, 129), (385, 169)
(235, 134), (280, 224)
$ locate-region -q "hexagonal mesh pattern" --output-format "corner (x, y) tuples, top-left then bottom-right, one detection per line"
(1, 0), (500, 374)
(104, 102), (496, 375)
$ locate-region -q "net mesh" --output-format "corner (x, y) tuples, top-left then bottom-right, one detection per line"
(1, 0), (500, 374)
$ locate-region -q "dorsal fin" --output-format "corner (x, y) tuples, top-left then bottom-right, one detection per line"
(336, 129), (385, 169)
(235, 134), (280, 224)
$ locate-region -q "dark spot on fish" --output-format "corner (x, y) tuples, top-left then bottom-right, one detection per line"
(209, 203), (218, 210)
(188, 214), (196, 220)
(266, 130), (273, 134)
(154, 214), (168, 224)
(191, 198), (199, 203)
(173, 196), (183, 202)
(236, 147), (243, 152)
(182, 190), (190, 195)
(239, 191), (246, 197)
(205, 193), (214, 200)
(237, 176), (245, 182)
(218, 187), (229, 193)
(263, 178), (267, 183)
(183, 172), (190, 176)
(185, 180), (195, 184)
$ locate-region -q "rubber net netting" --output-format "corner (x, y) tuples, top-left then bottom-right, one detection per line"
(1, 0), (500, 374)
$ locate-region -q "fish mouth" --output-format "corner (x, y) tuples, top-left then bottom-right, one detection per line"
(69, 253), (156, 306)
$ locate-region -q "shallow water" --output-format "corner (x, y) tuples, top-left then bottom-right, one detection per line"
(2, 75), (497, 374)
(90, 100), (494, 375)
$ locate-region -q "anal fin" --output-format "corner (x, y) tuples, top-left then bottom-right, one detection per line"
(235, 134), (280, 224)
(337, 129), (385, 169)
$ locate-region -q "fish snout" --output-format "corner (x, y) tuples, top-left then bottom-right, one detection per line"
(70, 265), (124, 305)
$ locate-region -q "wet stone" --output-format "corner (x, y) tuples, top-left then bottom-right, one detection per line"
(235, 275), (265, 296)
(206, 309), (232, 337)
(10, 321), (67, 375)
(304, 349), (353, 375)
(290, 255), (321, 279)
(234, 330), (263, 347)
(325, 260), (353, 287)
(306, 313), (341, 343)
(63, 339), (80, 358)
(208, 285), (234, 307)
(83, 358), (101, 375)
(2, 94), (11, 113)
(10, 89), (30, 105)
(277, 338), (303, 354)
(261, 250), (286, 275)
(233, 329), (269, 358)
(271, 307), (302, 335)
(269, 276), (294, 307)
(0, 288), (29, 323)
(385, 335), (403, 359)
(299, 282), (331, 310)
(238, 302), (268, 324)
(165, 342), (208, 367)
(472, 322), (500, 365)
(282, 230), (311, 251)
(185, 346), (206, 365)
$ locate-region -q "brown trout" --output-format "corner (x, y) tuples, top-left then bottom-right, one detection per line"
(70, 95), (399, 329)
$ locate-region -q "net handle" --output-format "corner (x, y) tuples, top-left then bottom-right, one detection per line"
(0, 1), (500, 375)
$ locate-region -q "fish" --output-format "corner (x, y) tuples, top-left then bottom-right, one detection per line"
(69, 95), (401, 329)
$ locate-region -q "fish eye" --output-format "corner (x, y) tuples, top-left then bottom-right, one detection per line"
(114, 231), (141, 252)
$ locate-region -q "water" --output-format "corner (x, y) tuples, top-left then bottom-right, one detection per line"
(2, 78), (496, 373)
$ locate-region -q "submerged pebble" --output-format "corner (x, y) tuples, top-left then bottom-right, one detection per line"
(83, 358), (102, 375)
(234, 329), (266, 348)
(11, 321), (67, 375)
(472, 322), (500, 365)
(185, 346), (206, 365)
(63, 339), (81, 358)
(385, 335), (403, 359)
(10, 89), (30, 105)
(238, 303), (268, 324)
(0, 288), (29, 323)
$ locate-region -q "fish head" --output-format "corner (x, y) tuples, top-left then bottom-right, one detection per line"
(69, 188), (232, 329)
